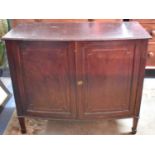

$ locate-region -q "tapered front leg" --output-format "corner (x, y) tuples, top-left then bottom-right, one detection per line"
(131, 116), (139, 134)
(18, 116), (27, 134)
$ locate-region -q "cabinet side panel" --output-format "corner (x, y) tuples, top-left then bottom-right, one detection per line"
(5, 40), (26, 116)
(133, 40), (149, 117)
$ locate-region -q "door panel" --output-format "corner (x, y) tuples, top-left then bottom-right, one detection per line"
(76, 41), (136, 119)
(19, 41), (76, 119)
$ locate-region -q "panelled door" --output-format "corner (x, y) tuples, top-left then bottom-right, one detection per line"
(19, 41), (76, 119)
(76, 41), (138, 119)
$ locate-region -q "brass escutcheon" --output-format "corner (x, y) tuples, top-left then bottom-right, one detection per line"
(77, 81), (83, 85)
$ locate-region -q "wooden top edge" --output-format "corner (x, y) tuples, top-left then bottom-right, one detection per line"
(2, 22), (152, 41)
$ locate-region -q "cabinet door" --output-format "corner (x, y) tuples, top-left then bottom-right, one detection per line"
(76, 41), (138, 119)
(18, 41), (76, 119)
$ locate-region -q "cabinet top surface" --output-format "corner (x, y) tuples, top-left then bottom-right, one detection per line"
(2, 22), (151, 41)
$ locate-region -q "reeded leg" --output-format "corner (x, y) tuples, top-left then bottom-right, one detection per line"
(131, 116), (139, 134)
(18, 116), (27, 134)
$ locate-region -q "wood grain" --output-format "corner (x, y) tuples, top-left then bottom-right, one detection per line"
(19, 41), (76, 118)
(3, 22), (150, 133)
(130, 19), (155, 68)
(2, 22), (151, 41)
(76, 41), (138, 119)
(11, 19), (122, 27)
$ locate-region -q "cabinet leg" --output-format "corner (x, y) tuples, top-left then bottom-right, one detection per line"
(131, 116), (139, 134)
(18, 116), (27, 134)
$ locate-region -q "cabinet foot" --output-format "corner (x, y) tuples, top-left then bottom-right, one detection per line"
(18, 117), (27, 134)
(131, 129), (137, 135)
(131, 116), (139, 135)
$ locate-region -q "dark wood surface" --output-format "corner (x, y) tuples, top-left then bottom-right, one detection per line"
(10, 19), (123, 28)
(2, 22), (151, 41)
(130, 19), (155, 70)
(76, 41), (139, 119)
(3, 22), (150, 134)
(20, 41), (77, 118)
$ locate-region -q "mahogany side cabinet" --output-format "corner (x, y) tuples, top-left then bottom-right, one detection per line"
(2, 22), (151, 134)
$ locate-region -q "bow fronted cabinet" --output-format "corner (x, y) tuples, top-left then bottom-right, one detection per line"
(2, 22), (151, 134)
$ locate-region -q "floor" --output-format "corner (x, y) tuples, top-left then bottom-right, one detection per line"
(0, 76), (155, 134)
